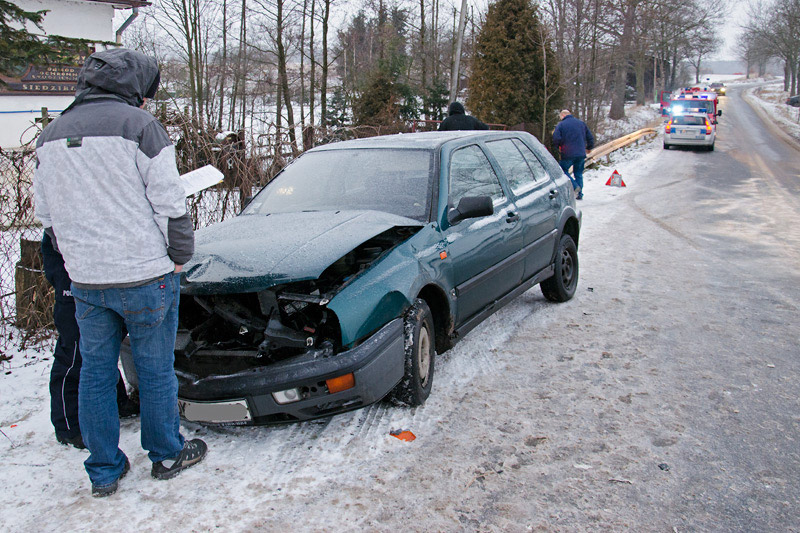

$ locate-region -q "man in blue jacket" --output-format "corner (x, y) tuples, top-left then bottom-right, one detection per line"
(552, 110), (595, 200)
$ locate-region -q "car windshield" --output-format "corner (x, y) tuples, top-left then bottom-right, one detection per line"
(672, 116), (706, 125)
(244, 149), (433, 221)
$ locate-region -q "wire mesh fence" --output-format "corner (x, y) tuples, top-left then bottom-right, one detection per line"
(0, 146), (51, 353)
(0, 109), (397, 354)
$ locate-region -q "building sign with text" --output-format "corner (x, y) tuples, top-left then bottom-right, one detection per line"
(0, 65), (82, 96)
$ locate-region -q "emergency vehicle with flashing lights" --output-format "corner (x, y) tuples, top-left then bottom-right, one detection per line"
(669, 90), (721, 126)
(663, 112), (716, 151)
(659, 90), (672, 115)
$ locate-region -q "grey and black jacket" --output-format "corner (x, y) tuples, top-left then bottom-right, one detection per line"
(34, 49), (193, 288)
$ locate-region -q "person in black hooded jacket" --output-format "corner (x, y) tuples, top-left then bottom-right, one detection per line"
(438, 102), (489, 131)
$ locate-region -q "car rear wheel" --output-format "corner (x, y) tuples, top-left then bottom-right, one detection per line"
(663, 142), (670, 150)
(707, 143), (715, 152)
(388, 299), (435, 407)
(541, 234), (579, 302)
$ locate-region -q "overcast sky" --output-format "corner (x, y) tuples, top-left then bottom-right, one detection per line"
(715, 0), (747, 61)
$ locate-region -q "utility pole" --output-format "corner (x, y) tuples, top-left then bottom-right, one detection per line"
(449, 0), (468, 103)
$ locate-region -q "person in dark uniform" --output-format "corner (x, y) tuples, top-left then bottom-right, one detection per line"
(41, 232), (138, 450)
(438, 102), (490, 131)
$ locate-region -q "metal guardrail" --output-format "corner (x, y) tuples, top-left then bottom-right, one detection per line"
(586, 128), (657, 166)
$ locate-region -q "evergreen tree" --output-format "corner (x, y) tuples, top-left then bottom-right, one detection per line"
(352, 68), (399, 127)
(424, 81), (449, 121)
(467, 0), (563, 141)
(325, 85), (350, 128)
(0, 1), (90, 76)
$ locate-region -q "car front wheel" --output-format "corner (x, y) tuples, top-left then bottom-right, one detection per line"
(388, 299), (435, 407)
(541, 234), (579, 302)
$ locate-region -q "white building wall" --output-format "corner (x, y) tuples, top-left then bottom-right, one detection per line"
(12, 0), (116, 42)
(1, 1), (120, 149)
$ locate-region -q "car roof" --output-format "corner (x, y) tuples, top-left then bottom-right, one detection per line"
(305, 130), (527, 152)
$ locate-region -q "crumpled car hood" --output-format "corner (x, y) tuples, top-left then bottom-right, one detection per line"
(181, 210), (423, 294)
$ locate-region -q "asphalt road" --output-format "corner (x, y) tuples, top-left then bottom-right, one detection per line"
(360, 84), (800, 531)
(5, 85), (799, 532)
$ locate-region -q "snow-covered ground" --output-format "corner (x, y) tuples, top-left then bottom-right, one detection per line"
(594, 105), (661, 145)
(743, 80), (800, 144)
(0, 136), (666, 531)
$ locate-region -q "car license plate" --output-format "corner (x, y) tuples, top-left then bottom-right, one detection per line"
(179, 398), (251, 423)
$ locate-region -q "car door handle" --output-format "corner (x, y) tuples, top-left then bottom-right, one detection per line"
(549, 189), (559, 199)
(506, 211), (520, 223)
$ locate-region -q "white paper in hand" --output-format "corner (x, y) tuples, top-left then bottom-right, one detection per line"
(180, 165), (224, 197)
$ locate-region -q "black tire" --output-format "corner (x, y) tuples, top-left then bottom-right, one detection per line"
(707, 142), (714, 152)
(541, 234), (579, 302)
(388, 299), (435, 407)
(663, 142), (670, 150)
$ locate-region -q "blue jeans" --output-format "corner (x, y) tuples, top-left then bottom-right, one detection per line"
(559, 156), (586, 194)
(72, 272), (184, 486)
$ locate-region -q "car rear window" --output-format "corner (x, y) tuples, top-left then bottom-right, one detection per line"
(245, 149), (433, 221)
(672, 116), (706, 126)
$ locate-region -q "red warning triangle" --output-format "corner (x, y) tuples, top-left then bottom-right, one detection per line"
(605, 170), (626, 187)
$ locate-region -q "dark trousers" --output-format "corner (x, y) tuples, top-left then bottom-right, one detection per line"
(41, 233), (128, 440)
(559, 156), (586, 193)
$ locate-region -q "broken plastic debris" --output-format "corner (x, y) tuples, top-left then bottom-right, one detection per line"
(390, 429), (416, 442)
(573, 463), (592, 470)
(658, 463), (670, 471)
(10, 424), (17, 428)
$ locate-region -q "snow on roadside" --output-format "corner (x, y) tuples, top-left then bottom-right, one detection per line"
(594, 105), (660, 145)
(744, 81), (800, 144)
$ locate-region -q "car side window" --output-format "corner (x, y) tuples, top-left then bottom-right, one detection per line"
(485, 139), (536, 193)
(512, 139), (549, 182)
(448, 144), (505, 204)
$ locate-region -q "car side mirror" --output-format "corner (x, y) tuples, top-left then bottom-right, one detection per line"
(717, 110), (722, 116)
(448, 196), (494, 225)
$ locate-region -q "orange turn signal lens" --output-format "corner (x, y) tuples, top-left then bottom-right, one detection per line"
(326, 373), (355, 394)
(439, 251), (448, 260)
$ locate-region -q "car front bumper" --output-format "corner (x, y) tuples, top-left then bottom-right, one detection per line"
(120, 317), (406, 425)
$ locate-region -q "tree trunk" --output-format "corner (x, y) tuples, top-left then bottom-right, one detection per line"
(299, 0), (307, 126)
(420, 0), (427, 118)
(609, 1), (636, 120)
(785, 61), (790, 92)
(218, 0), (228, 130)
(276, 0), (297, 153)
(635, 51), (646, 106)
(238, 0), (247, 130)
(321, 0), (330, 125)
(309, 0), (316, 126)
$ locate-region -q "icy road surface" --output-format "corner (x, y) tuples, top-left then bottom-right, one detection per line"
(2, 85), (799, 531)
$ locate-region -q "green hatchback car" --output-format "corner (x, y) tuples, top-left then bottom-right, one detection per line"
(121, 131), (581, 425)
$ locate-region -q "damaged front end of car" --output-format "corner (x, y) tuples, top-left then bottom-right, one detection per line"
(161, 215), (424, 425)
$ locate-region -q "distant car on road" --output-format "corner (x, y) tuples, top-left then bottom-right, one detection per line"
(786, 95), (800, 107)
(709, 82), (727, 95)
(664, 113), (716, 151)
